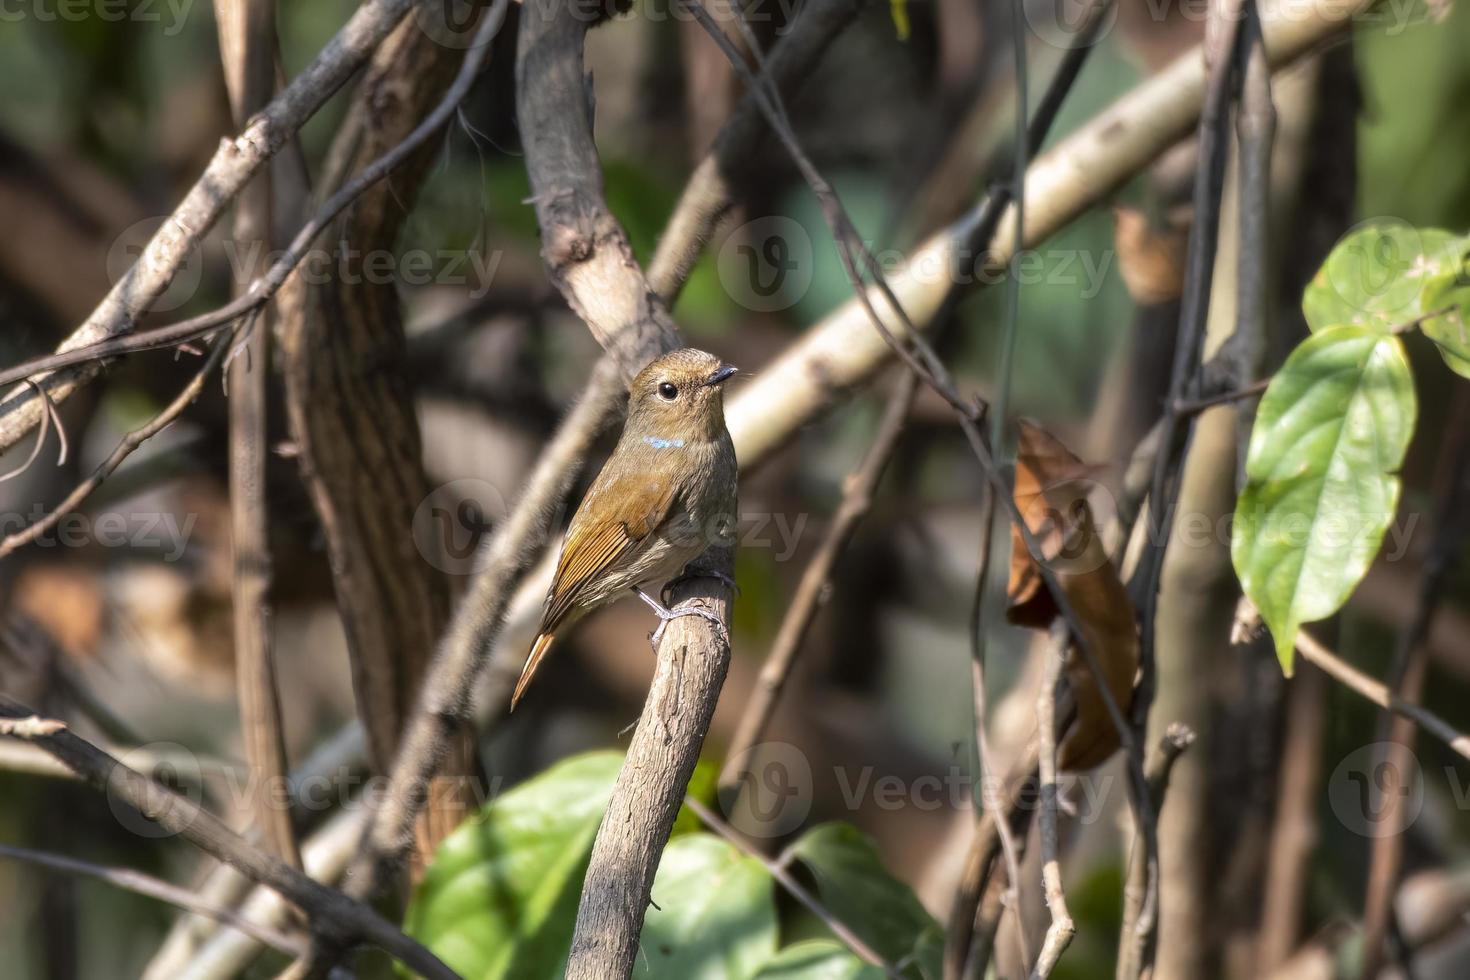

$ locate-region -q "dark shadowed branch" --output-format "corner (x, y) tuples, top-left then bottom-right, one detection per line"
(0, 694), (454, 979)
(0, 842), (306, 959)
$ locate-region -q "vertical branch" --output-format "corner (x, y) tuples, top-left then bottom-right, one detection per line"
(1118, 724), (1196, 979)
(216, 0), (299, 868)
(565, 553), (736, 978)
(1031, 628), (1075, 979)
(1256, 665), (1326, 971)
(278, 1), (499, 871)
(1230, 0), (1275, 485)
(1125, 4), (1244, 970)
(513, 4), (736, 974)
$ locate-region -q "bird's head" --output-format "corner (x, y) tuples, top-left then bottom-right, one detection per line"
(625, 347), (737, 443)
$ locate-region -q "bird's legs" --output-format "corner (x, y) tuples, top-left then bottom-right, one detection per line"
(633, 587), (728, 651)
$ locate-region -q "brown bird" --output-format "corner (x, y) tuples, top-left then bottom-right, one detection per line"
(512, 348), (740, 709)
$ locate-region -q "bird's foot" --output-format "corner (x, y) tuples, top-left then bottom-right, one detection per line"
(660, 566), (740, 606)
(634, 587), (728, 651)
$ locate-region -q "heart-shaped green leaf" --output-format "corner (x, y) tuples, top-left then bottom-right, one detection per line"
(636, 834), (777, 979)
(753, 940), (885, 979)
(406, 752), (767, 980)
(404, 751), (623, 979)
(1232, 325), (1416, 673)
(1302, 222), (1460, 332)
(786, 823), (942, 978)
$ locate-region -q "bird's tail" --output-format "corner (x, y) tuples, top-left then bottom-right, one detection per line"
(511, 632), (555, 710)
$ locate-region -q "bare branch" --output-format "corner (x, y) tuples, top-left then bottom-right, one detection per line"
(1117, 724), (1196, 979)
(0, 694), (453, 979)
(1294, 629), (1470, 761)
(0, 843), (305, 959)
(1031, 629), (1076, 979)
(216, 0), (299, 870)
(0, 339), (230, 561)
(278, 0), (505, 869)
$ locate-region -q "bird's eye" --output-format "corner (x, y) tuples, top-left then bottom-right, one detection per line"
(657, 382), (678, 400)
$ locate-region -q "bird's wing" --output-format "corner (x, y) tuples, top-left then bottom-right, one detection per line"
(538, 471), (682, 634)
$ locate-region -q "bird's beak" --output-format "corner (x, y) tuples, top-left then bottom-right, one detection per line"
(705, 364), (738, 387)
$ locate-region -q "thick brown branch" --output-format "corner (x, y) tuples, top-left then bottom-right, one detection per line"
(278, 0), (503, 872)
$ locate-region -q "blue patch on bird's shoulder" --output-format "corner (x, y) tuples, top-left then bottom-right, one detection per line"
(643, 436), (686, 449)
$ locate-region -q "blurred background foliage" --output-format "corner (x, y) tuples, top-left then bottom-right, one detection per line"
(2, 0), (1470, 977)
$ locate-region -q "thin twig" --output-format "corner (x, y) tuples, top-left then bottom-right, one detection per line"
(0, 339), (231, 561)
(0, 843), (306, 959)
(685, 797), (899, 976)
(965, 480), (1031, 971)
(1173, 376), (1271, 415)
(1230, 0), (1275, 484)
(991, 0), (1029, 457)
(1031, 627), (1076, 979)
(0, 694), (454, 979)
(0, 382), (55, 483)
(1293, 630), (1470, 761)
(1117, 724), (1196, 979)
(0, 715), (67, 738)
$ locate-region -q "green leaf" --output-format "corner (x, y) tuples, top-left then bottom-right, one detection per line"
(1420, 244), (1470, 378)
(636, 835), (777, 979)
(670, 758), (719, 838)
(786, 823), (942, 978)
(1302, 222), (1460, 332)
(1232, 326), (1417, 674)
(404, 751), (623, 979)
(753, 940), (885, 979)
(889, 0), (911, 40)
(407, 752), (746, 979)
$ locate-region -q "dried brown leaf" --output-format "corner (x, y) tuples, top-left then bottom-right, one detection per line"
(1006, 421), (1139, 771)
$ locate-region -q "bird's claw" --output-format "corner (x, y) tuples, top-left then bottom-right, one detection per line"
(636, 588), (729, 652)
